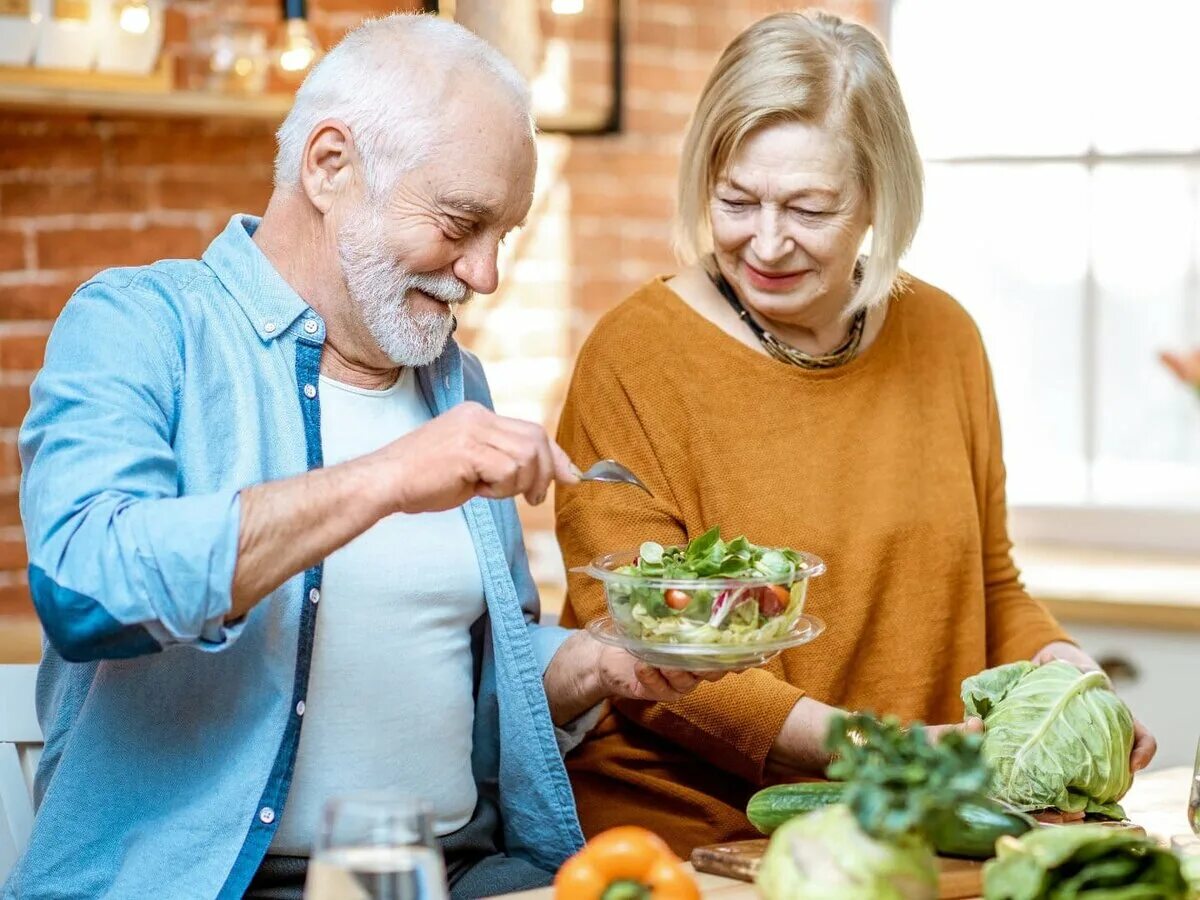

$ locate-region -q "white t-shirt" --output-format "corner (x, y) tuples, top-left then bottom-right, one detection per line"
(271, 369), (486, 855)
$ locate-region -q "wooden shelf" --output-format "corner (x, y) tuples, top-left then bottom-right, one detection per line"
(0, 82), (293, 121)
(0, 57), (291, 121)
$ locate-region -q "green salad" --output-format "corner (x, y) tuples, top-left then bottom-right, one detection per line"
(607, 527), (813, 645)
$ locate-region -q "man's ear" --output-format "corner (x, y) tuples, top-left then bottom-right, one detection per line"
(300, 119), (358, 214)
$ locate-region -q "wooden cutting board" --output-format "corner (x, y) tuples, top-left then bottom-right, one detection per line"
(691, 822), (1147, 900)
(691, 839), (984, 899)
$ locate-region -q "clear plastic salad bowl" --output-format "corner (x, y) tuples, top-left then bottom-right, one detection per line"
(572, 540), (826, 671)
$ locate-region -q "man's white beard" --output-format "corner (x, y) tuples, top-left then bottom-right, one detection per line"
(337, 205), (472, 367)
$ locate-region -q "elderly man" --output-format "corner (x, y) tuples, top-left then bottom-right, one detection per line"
(7, 14), (704, 900)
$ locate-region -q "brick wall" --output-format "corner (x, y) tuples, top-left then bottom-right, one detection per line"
(0, 0), (879, 619)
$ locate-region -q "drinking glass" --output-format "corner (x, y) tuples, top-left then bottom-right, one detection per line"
(304, 795), (449, 900)
(1190, 735), (1200, 836)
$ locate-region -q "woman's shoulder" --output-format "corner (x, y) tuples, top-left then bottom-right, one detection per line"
(577, 277), (687, 360)
(892, 272), (987, 352)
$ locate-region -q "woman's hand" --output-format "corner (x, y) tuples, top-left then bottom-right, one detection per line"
(595, 643), (724, 702)
(1031, 640), (1158, 773)
(543, 631), (724, 726)
(924, 716), (984, 743)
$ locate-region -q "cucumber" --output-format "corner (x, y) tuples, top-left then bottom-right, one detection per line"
(746, 782), (846, 834)
(746, 784), (1035, 860)
(925, 799), (1036, 859)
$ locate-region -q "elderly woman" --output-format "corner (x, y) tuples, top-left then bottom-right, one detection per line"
(554, 11), (1156, 854)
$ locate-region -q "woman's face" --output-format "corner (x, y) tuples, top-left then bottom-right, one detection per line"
(709, 119), (870, 325)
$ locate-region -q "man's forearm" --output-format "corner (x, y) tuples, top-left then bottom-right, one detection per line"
(542, 631), (606, 726)
(765, 696), (842, 779)
(229, 456), (393, 620)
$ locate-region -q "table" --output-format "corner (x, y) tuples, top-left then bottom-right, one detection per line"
(493, 766), (1196, 899)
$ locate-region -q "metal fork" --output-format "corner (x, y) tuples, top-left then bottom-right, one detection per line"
(575, 459), (653, 495)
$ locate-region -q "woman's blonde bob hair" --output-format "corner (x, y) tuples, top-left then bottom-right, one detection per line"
(675, 10), (922, 312)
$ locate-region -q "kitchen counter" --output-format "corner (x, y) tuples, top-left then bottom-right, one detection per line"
(492, 766), (1198, 899)
(1015, 543), (1200, 631)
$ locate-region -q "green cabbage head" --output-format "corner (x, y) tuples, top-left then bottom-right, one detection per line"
(757, 805), (937, 900)
(961, 660), (1133, 818)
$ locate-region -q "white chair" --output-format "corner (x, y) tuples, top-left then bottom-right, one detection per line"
(0, 664), (41, 885)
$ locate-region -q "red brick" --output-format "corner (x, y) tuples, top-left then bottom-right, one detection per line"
(112, 129), (276, 168)
(0, 384), (30, 428)
(0, 333), (48, 370)
(0, 489), (19, 527)
(0, 131), (104, 171)
(0, 279), (77, 321)
(312, 0), (422, 13)
(156, 175), (274, 214)
(0, 440), (19, 479)
(0, 581), (31, 614)
(36, 226), (206, 271)
(1, 178), (151, 219)
(577, 277), (642, 313)
(0, 230), (25, 272)
(0, 530), (26, 570)
(571, 181), (673, 219)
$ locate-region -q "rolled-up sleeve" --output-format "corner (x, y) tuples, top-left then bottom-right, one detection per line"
(20, 279), (244, 662)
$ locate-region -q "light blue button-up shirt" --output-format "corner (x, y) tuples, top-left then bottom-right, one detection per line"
(6, 215), (584, 899)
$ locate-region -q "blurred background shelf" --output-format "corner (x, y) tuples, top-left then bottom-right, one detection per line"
(0, 83), (292, 121)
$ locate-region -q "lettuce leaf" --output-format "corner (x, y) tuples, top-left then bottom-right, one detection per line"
(981, 824), (1188, 899)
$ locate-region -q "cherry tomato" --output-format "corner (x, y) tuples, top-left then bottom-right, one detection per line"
(664, 589), (691, 610)
(759, 584), (790, 617)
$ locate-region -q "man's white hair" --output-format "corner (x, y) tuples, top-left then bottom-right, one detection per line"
(274, 13), (531, 194)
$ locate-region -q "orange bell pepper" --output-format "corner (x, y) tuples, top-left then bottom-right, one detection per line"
(554, 827), (701, 900)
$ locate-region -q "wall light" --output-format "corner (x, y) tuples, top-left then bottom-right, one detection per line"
(116, 0), (152, 35)
(275, 0), (320, 76)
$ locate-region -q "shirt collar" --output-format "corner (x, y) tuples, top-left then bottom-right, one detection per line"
(202, 215), (312, 342)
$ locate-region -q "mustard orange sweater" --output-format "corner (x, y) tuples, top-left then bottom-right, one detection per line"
(554, 275), (1070, 856)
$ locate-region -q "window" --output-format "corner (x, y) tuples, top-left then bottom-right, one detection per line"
(889, 0), (1200, 548)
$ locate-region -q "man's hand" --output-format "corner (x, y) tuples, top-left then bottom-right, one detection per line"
(1032, 640), (1158, 773)
(369, 401), (578, 514)
(543, 631), (723, 726)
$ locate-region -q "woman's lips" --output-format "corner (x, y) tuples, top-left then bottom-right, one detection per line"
(743, 261), (808, 292)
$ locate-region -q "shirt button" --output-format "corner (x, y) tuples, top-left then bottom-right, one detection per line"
(309, 588), (320, 604)
(296, 700), (306, 716)
(303, 384), (317, 399)
(303, 320), (318, 335)
(259, 807), (275, 824)
(263, 321), (276, 334)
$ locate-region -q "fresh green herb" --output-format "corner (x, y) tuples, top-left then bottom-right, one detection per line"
(826, 713), (993, 845)
(759, 713), (992, 900)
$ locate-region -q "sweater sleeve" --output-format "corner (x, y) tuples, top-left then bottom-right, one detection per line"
(978, 353), (1073, 664)
(555, 328), (805, 785)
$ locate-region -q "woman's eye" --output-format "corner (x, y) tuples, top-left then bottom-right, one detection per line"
(720, 198), (751, 209)
(790, 207), (828, 217)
